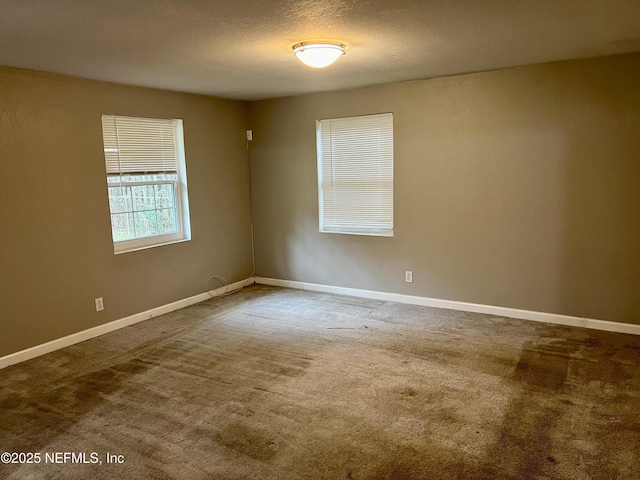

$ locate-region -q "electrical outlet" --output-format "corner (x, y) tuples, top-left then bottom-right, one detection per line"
(405, 271), (413, 283)
(95, 297), (104, 312)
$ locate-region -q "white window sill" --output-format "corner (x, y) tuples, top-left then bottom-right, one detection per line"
(320, 229), (394, 237)
(114, 237), (190, 255)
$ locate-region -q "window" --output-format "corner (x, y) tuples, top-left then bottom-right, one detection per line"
(101, 115), (190, 254)
(317, 113), (394, 236)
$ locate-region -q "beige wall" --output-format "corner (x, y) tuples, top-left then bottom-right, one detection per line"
(2, 53), (639, 360)
(0, 68), (253, 357)
(248, 53), (640, 325)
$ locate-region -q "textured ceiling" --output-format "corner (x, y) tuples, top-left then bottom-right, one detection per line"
(1, 0), (640, 100)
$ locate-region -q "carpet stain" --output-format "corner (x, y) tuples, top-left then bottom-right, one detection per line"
(513, 344), (569, 390)
(399, 387), (417, 397)
(0, 358), (151, 475)
(214, 422), (277, 461)
(0, 396), (20, 409)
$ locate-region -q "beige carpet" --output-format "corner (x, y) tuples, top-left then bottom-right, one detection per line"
(1, 285), (639, 479)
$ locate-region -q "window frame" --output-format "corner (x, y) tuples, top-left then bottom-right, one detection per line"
(101, 115), (191, 254)
(316, 112), (394, 237)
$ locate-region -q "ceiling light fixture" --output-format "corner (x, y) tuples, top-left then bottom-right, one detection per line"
(293, 42), (345, 68)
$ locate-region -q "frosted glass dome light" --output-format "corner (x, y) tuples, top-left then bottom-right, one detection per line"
(293, 42), (345, 68)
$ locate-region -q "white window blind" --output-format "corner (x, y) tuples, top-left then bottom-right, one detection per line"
(102, 115), (178, 175)
(317, 113), (394, 236)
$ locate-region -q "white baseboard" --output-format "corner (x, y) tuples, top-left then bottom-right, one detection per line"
(0, 277), (255, 370)
(4, 275), (636, 371)
(254, 277), (640, 336)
